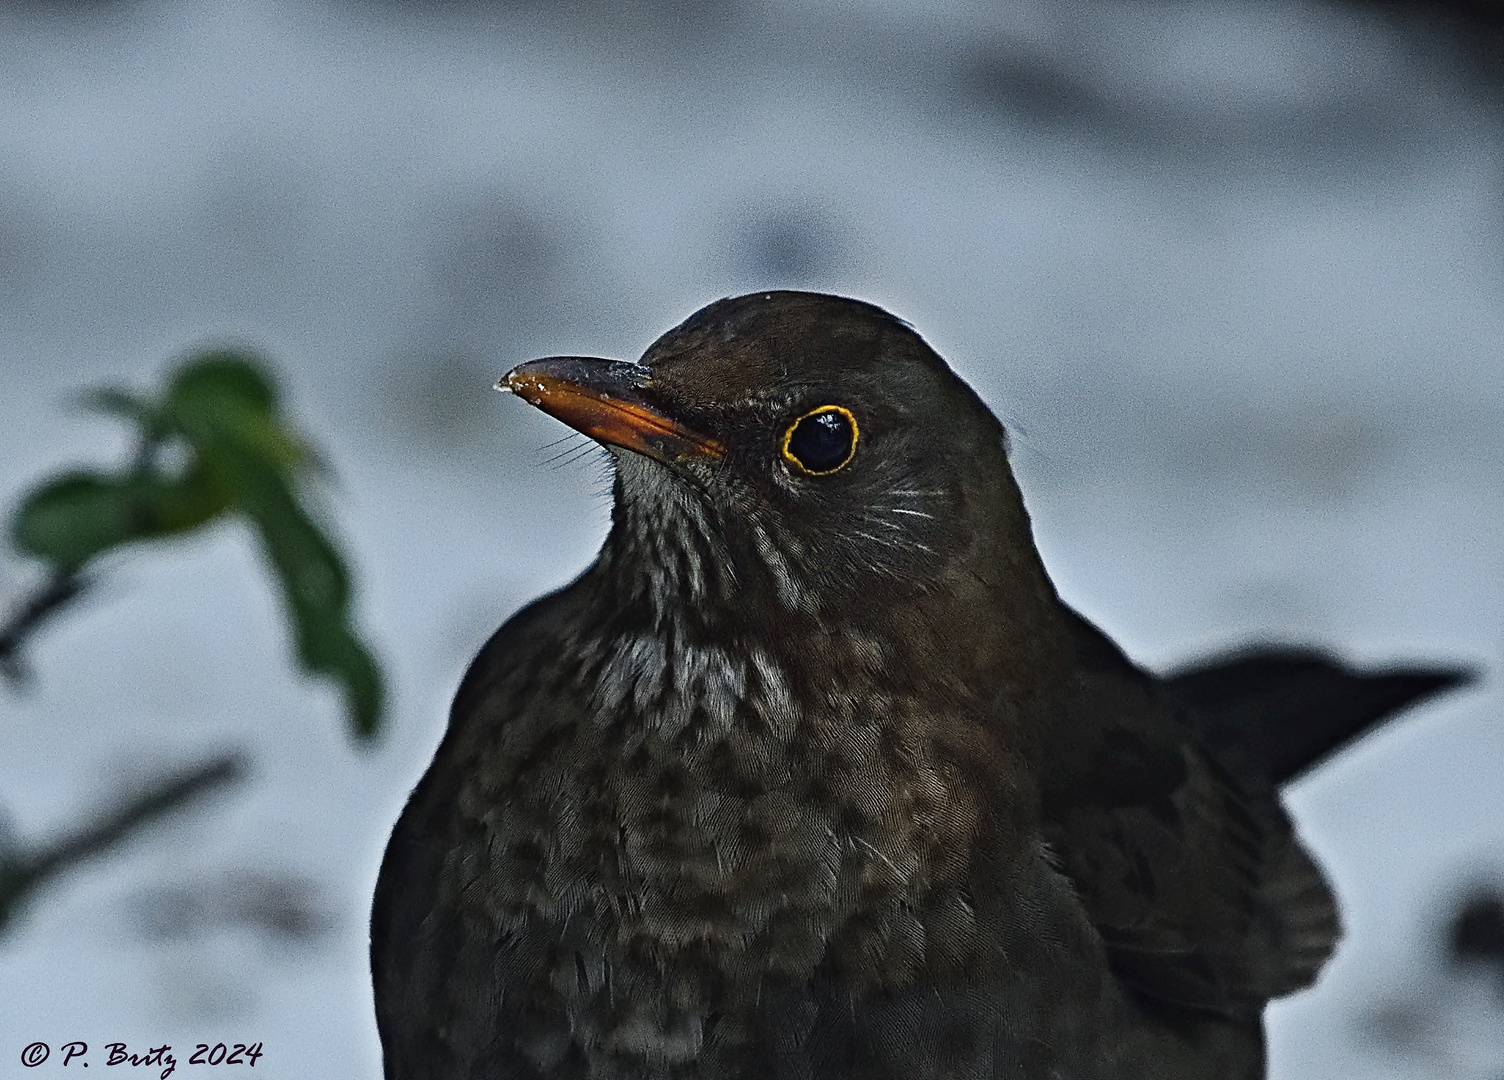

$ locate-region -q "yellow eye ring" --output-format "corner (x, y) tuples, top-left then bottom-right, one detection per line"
(780, 405), (859, 475)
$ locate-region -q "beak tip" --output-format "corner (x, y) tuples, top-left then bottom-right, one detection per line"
(498, 366), (543, 401)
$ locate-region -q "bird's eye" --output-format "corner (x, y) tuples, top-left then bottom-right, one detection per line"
(781, 405), (859, 475)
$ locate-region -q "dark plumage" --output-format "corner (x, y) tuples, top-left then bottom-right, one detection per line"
(372, 291), (1471, 1079)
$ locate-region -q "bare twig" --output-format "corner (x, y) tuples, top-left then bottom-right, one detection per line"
(0, 572), (84, 683)
(0, 752), (248, 933)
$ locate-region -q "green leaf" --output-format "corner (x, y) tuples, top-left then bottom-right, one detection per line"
(7, 347), (386, 739)
(227, 457), (384, 739)
(169, 352), (279, 414)
(165, 353), (306, 474)
(12, 474), (141, 571)
(11, 470), (228, 572)
(294, 608), (384, 739)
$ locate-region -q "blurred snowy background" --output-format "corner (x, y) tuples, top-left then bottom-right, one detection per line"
(1, 0), (1501, 1076)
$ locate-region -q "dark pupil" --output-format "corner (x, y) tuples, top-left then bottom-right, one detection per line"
(788, 410), (853, 472)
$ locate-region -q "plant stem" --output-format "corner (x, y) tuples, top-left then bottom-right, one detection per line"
(0, 752), (247, 934)
(0, 572), (83, 682)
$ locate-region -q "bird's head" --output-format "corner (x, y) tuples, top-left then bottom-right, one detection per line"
(503, 291), (1054, 646)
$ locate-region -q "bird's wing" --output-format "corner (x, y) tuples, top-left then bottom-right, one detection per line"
(372, 585), (586, 1080)
(1034, 609), (1341, 1019)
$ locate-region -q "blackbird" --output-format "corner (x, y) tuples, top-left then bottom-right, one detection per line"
(372, 291), (1470, 1079)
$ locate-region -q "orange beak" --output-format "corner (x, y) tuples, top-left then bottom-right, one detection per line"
(501, 357), (724, 463)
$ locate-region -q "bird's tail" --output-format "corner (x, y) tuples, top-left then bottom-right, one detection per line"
(1162, 648), (1475, 787)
